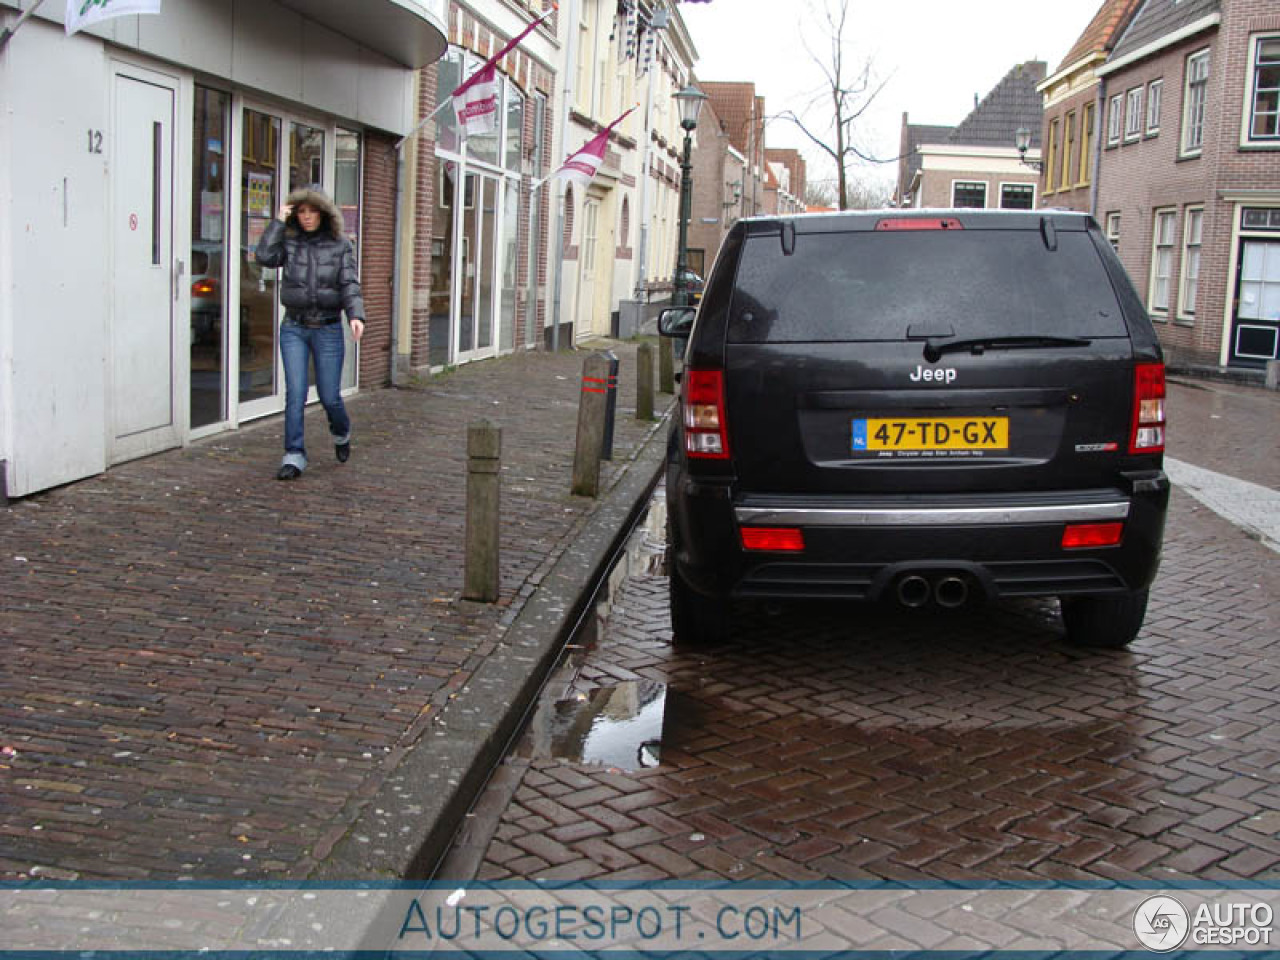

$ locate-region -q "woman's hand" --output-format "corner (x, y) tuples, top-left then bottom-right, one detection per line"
(350, 318), (365, 342)
(277, 204), (293, 222)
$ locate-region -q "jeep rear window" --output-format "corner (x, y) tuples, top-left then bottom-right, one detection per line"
(728, 230), (1128, 343)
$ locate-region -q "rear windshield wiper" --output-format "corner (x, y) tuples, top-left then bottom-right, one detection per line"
(923, 334), (1092, 363)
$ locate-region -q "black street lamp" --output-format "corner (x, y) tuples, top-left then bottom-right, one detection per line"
(1014, 126), (1043, 172)
(672, 84), (707, 308)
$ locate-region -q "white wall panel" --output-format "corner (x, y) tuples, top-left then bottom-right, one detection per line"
(358, 46), (412, 135)
(4, 22), (109, 495)
(138, 0), (233, 79)
(302, 19), (359, 122)
(232, 0), (303, 106)
(0, 21), (11, 476)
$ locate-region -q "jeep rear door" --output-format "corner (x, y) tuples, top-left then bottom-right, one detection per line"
(722, 217), (1142, 496)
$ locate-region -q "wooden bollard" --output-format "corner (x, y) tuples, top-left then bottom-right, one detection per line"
(659, 335), (675, 395)
(571, 352), (610, 497)
(464, 420), (501, 602)
(636, 342), (655, 421)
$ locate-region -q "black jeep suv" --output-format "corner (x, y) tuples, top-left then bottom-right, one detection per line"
(658, 209), (1169, 648)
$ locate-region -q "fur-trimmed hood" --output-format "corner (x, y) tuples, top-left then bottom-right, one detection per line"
(284, 187), (346, 240)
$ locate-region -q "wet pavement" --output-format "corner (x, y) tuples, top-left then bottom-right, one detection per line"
(0, 342), (671, 882)
(2, 365), (1277, 886)
(439, 378), (1280, 884)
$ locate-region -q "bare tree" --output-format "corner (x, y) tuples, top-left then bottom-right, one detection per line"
(804, 181), (838, 209)
(775, 0), (891, 211)
(843, 177), (893, 210)
(806, 175), (891, 210)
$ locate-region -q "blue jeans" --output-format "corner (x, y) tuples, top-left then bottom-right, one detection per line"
(280, 321), (349, 462)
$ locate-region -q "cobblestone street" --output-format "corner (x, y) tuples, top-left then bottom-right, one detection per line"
(445, 378), (1280, 884)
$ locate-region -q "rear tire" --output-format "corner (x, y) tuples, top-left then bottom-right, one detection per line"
(1060, 589), (1149, 648)
(668, 562), (730, 646)
(666, 514), (730, 646)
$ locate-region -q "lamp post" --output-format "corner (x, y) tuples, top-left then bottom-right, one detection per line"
(672, 84), (707, 308)
(1014, 126), (1043, 172)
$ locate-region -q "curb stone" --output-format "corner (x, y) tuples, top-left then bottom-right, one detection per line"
(310, 404), (673, 881)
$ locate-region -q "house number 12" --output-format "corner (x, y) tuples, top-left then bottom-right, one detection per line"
(87, 130), (103, 154)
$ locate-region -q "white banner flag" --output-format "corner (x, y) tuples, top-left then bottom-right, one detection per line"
(536, 106), (636, 192)
(453, 63), (500, 137)
(66, 0), (161, 36)
(449, 8), (552, 138)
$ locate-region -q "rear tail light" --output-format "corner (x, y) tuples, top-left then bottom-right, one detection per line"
(683, 369), (730, 459)
(740, 527), (805, 552)
(1129, 362), (1166, 454)
(192, 278), (217, 297)
(1062, 522), (1125, 549)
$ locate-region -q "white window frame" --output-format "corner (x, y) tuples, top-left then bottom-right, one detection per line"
(1107, 93), (1124, 145)
(1125, 87), (1144, 141)
(1147, 79), (1163, 134)
(1106, 212), (1121, 251)
(951, 180), (987, 208)
(999, 182), (1036, 209)
(1149, 208), (1177, 316)
(1178, 206), (1203, 321)
(1241, 34), (1280, 146)
(1181, 49), (1210, 157)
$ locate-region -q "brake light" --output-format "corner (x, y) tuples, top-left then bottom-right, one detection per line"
(874, 218), (963, 231)
(1062, 522), (1124, 549)
(192, 278), (217, 297)
(1129, 362), (1166, 454)
(740, 527), (805, 552)
(683, 369), (730, 459)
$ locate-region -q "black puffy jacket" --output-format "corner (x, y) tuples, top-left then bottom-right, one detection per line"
(254, 188), (365, 322)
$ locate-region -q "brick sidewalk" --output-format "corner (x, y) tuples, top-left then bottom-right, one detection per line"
(0, 342), (670, 881)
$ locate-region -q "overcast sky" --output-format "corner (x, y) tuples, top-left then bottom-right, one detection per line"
(677, 0), (1105, 196)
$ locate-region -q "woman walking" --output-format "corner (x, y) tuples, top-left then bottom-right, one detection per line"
(255, 187), (365, 480)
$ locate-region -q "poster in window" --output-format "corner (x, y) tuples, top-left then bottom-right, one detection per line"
(247, 172), (274, 218)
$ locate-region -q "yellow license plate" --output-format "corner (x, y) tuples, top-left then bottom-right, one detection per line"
(852, 417), (1009, 451)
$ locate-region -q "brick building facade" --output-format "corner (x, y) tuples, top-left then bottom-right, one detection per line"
(895, 62), (1045, 212)
(1036, 0), (1144, 213)
(1094, 0), (1280, 370)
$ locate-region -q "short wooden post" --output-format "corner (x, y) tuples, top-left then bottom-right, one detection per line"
(571, 353), (610, 498)
(1267, 359), (1279, 391)
(464, 419), (502, 602)
(659, 335), (675, 395)
(636, 342), (655, 421)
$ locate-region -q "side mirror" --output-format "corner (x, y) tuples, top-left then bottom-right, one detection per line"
(657, 306), (696, 338)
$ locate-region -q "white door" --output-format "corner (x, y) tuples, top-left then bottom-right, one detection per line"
(1232, 239), (1280, 366)
(109, 69), (181, 463)
(576, 197), (600, 341)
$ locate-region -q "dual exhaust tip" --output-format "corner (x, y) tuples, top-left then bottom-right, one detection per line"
(896, 573), (971, 609)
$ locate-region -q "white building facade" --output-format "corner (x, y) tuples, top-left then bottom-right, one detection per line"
(0, 0), (447, 497)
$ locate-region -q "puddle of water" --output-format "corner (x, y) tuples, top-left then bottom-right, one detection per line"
(544, 679), (668, 771)
(523, 679), (705, 771)
(518, 493), (688, 772)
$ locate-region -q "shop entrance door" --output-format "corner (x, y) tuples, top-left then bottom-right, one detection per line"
(1231, 238), (1280, 367)
(108, 66), (181, 464)
(455, 172), (498, 364)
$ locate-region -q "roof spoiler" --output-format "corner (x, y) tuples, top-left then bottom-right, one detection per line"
(1040, 216), (1058, 251)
